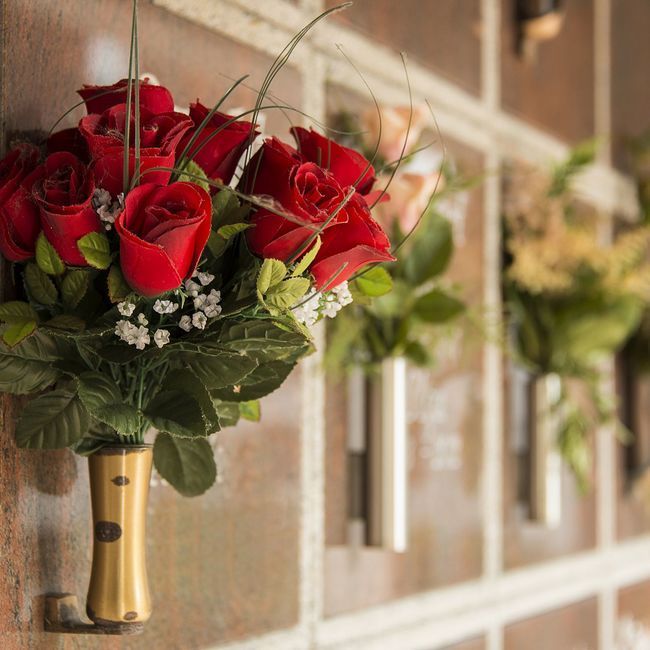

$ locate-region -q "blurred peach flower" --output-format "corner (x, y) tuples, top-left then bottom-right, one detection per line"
(374, 170), (443, 233)
(361, 104), (429, 164)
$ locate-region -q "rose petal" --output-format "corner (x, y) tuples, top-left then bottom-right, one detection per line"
(78, 79), (175, 115)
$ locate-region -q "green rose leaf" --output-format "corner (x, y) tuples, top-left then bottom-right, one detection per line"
(239, 400), (260, 422)
(77, 232), (112, 270)
(107, 264), (132, 303)
(412, 288), (465, 323)
(0, 332), (67, 393)
(175, 347), (258, 390)
(25, 263), (58, 305)
(212, 359), (296, 402)
(292, 236), (321, 277)
(158, 369), (220, 435)
(15, 388), (90, 449)
(404, 215), (453, 285)
(145, 389), (207, 437)
(213, 400), (241, 428)
(153, 433), (217, 497)
(265, 277), (311, 310)
(35, 233), (65, 276)
(2, 321), (37, 347)
(218, 319), (313, 363)
(355, 266), (393, 297)
(212, 189), (249, 227)
(0, 301), (38, 324)
(207, 231), (228, 258)
(217, 223), (251, 240)
(78, 371), (140, 435)
(177, 159), (210, 193)
(257, 258), (287, 295)
(46, 315), (86, 331)
(62, 270), (90, 309)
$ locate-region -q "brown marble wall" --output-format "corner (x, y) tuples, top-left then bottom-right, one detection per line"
(325, 0), (482, 97)
(0, 1), (303, 648)
(618, 579), (650, 632)
(611, 0), (650, 171)
(504, 598), (599, 650)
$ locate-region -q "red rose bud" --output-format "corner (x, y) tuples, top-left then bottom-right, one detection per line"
(179, 101), (258, 187)
(245, 138), (394, 288)
(0, 144), (42, 261)
(33, 152), (101, 266)
(115, 182), (211, 297)
(0, 144), (40, 204)
(79, 104), (192, 195)
(77, 78), (175, 116)
(291, 126), (376, 195)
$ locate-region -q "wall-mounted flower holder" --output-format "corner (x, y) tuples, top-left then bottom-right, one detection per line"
(617, 350), (650, 491)
(529, 373), (563, 527)
(516, 0), (565, 62)
(509, 362), (563, 528)
(45, 446), (152, 635)
(347, 357), (408, 552)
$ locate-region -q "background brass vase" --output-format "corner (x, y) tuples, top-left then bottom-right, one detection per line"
(86, 445), (153, 632)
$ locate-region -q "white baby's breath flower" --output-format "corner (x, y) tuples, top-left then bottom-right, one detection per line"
(197, 271), (215, 286)
(133, 326), (151, 350)
(153, 299), (179, 314)
(192, 312), (207, 330)
(92, 188), (112, 210)
(294, 291), (321, 327)
(114, 319), (133, 341)
(322, 294), (342, 319)
(204, 303), (222, 318)
(184, 279), (201, 297)
(332, 281), (353, 307)
(137, 313), (149, 326)
(117, 301), (136, 317)
(153, 329), (171, 348)
(94, 187), (124, 227)
(193, 294), (208, 311)
(206, 289), (221, 305)
(178, 315), (193, 332)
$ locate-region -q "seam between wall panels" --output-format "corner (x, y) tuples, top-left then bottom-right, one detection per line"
(481, 1), (504, 648)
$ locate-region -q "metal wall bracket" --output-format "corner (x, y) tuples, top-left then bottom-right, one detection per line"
(44, 594), (143, 635)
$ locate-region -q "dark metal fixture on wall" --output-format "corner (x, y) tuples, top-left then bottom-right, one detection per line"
(516, 0), (565, 60)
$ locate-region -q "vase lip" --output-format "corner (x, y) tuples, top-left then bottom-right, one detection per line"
(92, 444), (153, 455)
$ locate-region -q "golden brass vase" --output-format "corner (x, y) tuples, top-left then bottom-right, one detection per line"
(86, 445), (153, 632)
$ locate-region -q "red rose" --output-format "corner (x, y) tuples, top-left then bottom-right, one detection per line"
(310, 192), (393, 290)
(245, 138), (394, 289)
(33, 152), (101, 266)
(47, 127), (90, 162)
(0, 144), (42, 261)
(115, 182), (211, 297)
(79, 104), (192, 195)
(77, 79), (174, 116)
(291, 126), (376, 195)
(179, 101), (258, 186)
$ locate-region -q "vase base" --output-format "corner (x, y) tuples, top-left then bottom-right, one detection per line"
(44, 594), (145, 635)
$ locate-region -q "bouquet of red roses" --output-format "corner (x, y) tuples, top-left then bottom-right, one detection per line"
(0, 74), (395, 496)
